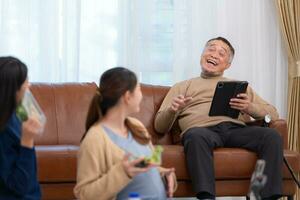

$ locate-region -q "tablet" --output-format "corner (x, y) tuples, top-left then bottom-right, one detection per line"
(209, 81), (248, 119)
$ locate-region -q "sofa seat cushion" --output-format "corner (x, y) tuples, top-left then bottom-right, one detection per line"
(36, 145), (79, 182)
(36, 144), (300, 183)
(161, 145), (300, 180)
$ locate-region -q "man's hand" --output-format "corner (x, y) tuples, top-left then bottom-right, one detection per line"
(230, 93), (268, 118)
(229, 93), (253, 115)
(170, 95), (192, 112)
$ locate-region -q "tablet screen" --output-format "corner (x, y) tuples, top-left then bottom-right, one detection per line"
(209, 81), (248, 118)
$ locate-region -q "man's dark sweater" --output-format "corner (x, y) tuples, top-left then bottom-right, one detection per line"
(0, 113), (41, 200)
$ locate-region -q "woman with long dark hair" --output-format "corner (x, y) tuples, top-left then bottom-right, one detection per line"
(74, 67), (176, 200)
(0, 56), (42, 199)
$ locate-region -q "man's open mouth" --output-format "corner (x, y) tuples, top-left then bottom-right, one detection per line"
(206, 59), (218, 66)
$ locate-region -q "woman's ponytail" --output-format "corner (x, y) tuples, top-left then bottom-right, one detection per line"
(81, 89), (103, 141)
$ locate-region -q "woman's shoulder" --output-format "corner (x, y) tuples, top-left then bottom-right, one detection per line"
(126, 117), (145, 127)
(126, 117), (148, 135)
(80, 123), (108, 148)
(126, 117), (151, 144)
(0, 113), (21, 140)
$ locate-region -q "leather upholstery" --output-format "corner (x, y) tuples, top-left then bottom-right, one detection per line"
(30, 83), (300, 199)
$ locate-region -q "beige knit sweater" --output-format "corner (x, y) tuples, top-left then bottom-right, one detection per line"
(74, 117), (177, 200)
(154, 74), (279, 135)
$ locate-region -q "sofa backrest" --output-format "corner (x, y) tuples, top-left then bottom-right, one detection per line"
(30, 82), (289, 147)
(31, 83), (97, 145)
(31, 82), (173, 146)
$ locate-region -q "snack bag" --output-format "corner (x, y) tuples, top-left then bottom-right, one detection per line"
(16, 89), (46, 133)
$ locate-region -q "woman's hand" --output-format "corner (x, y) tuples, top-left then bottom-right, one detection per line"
(122, 154), (156, 178)
(21, 117), (43, 148)
(160, 167), (176, 197)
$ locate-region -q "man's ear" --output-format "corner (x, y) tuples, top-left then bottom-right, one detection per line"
(225, 60), (232, 69)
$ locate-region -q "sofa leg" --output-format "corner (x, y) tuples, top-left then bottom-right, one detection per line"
(287, 195), (294, 200)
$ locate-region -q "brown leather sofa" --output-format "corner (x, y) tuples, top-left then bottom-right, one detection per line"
(31, 82), (300, 200)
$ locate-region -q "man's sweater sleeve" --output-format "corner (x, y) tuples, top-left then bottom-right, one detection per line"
(154, 82), (186, 134)
(247, 86), (279, 120)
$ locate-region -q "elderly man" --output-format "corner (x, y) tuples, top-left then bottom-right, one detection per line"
(154, 37), (283, 200)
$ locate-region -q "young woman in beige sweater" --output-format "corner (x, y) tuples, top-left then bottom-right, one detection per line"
(74, 67), (176, 200)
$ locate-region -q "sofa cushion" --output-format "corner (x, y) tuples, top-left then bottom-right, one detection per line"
(31, 83), (97, 146)
(161, 145), (300, 180)
(36, 144), (300, 183)
(53, 83), (97, 145)
(36, 145), (78, 182)
(31, 84), (58, 145)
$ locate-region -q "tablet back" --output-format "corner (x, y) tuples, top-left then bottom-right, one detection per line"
(209, 81), (248, 119)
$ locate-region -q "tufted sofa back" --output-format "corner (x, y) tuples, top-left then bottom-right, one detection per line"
(31, 82), (173, 146)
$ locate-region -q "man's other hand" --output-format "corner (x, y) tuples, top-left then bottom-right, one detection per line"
(229, 93), (253, 114)
(170, 95), (192, 112)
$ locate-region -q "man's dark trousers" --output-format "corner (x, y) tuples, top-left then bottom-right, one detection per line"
(182, 122), (283, 199)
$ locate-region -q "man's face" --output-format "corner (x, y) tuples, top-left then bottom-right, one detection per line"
(200, 40), (232, 75)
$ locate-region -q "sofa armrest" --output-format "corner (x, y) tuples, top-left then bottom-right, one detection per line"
(246, 119), (288, 149)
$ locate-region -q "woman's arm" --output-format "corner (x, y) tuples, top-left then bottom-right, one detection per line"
(0, 130), (36, 196)
(74, 129), (131, 200)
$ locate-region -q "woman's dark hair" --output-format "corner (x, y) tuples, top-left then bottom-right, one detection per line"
(0, 56), (28, 130)
(82, 67), (137, 141)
